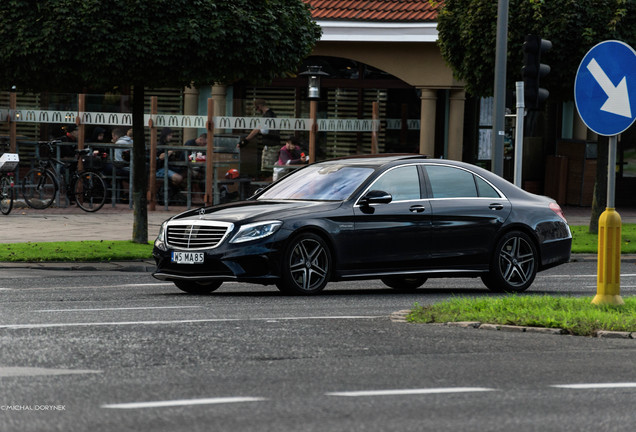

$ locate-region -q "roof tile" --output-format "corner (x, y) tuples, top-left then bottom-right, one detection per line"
(304, 0), (442, 22)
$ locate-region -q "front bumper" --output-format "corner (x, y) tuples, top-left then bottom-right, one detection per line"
(152, 240), (284, 284)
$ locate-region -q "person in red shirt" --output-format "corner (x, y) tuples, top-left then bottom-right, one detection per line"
(276, 136), (308, 166)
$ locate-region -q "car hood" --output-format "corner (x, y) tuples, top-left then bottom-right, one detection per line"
(169, 200), (344, 224)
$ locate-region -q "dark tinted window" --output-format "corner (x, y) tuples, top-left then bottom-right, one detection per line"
(369, 165), (421, 201)
(426, 165), (477, 198)
(476, 176), (500, 198)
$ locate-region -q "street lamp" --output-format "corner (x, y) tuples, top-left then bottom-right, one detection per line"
(300, 66), (328, 162)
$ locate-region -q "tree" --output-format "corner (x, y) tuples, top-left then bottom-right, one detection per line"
(0, 0), (321, 243)
(437, 0), (636, 232)
(437, 0), (636, 100)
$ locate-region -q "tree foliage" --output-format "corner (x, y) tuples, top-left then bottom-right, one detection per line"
(0, 0), (321, 92)
(437, 0), (636, 100)
(0, 0), (320, 243)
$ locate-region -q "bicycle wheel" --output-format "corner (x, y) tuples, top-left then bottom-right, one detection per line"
(74, 170), (106, 212)
(0, 175), (13, 215)
(21, 169), (57, 209)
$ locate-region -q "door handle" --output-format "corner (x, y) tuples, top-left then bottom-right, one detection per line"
(409, 205), (426, 213)
(489, 203), (504, 210)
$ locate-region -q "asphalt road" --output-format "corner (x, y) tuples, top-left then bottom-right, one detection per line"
(0, 261), (634, 432)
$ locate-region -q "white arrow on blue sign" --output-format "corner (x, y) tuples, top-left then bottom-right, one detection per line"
(575, 40), (636, 136)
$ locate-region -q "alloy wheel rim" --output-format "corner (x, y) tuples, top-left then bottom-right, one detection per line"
(289, 238), (329, 291)
(498, 236), (535, 286)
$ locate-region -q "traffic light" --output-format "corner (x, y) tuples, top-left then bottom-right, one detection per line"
(522, 34), (552, 109)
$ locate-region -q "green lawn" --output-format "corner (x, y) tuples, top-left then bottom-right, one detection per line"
(570, 224), (635, 253)
(0, 240), (153, 262)
(408, 296), (636, 336)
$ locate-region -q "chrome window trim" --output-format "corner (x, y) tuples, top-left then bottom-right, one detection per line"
(422, 163), (506, 200)
(354, 163), (423, 207)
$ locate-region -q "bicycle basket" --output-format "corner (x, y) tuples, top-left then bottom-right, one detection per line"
(39, 142), (54, 158)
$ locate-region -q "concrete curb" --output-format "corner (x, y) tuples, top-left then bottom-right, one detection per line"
(391, 312), (635, 340)
(0, 260), (156, 273)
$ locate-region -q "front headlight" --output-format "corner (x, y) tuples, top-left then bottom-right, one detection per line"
(154, 221), (168, 251)
(230, 221), (282, 244)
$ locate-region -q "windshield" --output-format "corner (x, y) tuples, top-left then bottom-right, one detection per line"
(258, 164), (375, 201)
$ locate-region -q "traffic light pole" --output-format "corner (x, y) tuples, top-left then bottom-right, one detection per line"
(513, 82), (525, 187)
(491, 0), (509, 177)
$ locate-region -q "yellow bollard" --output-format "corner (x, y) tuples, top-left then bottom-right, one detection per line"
(592, 208), (624, 305)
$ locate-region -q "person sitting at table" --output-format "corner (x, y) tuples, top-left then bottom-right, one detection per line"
(276, 135), (309, 166)
(273, 136), (308, 181)
(185, 132), (207, 149)
(156, 127), (184, 187)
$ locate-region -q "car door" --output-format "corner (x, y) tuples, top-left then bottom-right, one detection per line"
(347, 164), (432, 274)
(423, 164), (511, 269)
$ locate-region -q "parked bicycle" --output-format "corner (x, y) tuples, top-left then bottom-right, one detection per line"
(21, 140), (107, 212)
(0, 140), (19, 215)
(0, 162), (17, 216)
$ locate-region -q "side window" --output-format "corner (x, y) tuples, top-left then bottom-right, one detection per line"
(369, 165), (421, 201)
(476, 176), (500, 198)
(426, 165), (478, 198)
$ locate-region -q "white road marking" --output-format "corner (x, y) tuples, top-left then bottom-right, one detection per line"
(0, 367), (101, 377)
(552, 383), (636, 389)
(0, 315), (382, 330)
(102, 397), (265, 409)
(327, 387), (496, 397)
(0, 282), (174, 291)
(541, 274), (636, 278)
(35, 306), (203, 313)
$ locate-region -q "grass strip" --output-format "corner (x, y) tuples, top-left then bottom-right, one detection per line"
(570, 224), (635, 254)
(0, 240), (153, 262)
(408, 296), (636, 336)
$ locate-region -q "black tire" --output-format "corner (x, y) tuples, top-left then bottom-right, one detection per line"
(0, 176), (13, 215)
(481, 230), (538, 293)
(174, 280), (222, 294)
(276, 233), (332, 295)
(22, 169), (57, 209)
(381, 276), (427, 291)
(74, 170), (106, 212)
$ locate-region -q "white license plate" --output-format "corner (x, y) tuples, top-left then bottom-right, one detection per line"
(171, 251), (205, 264)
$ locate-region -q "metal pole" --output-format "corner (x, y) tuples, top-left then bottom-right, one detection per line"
(607, 135), (617, 208)
(513, 82), (525, 187)
(490, 0), (509, 176)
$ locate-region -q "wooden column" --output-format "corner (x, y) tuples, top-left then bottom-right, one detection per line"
(309, 100), (317, 163)
(9, 91), (16, 152)
(371, 101), (379, 154)
(77, 93), (85, 171)
(204, 98), (215, 206)
(148, 96), (158, 211)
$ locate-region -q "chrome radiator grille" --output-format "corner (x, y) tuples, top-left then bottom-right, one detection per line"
(166, 221), (232, 250)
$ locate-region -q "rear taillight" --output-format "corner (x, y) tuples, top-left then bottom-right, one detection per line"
(549, 202), (567, 223)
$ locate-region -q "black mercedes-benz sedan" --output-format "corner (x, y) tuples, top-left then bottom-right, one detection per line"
(152, 155), (571, 295)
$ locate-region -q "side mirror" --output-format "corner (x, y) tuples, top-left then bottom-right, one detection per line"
(359, 190), (392, 206)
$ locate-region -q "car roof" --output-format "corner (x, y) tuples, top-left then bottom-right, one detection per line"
(318, 154), (425, 168)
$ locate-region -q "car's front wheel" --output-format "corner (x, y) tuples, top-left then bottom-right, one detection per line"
(481, 230), (537, 293)
(381, 276), (427, 291)
(276, 233), (332, 295)
(174, 280), (222, 295)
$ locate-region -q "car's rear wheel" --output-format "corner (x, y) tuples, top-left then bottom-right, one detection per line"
(276, 233), (332, 295)
(381, 276), (427, 291)
(174, 280), (222, 294)
(481, 230), (537, 293)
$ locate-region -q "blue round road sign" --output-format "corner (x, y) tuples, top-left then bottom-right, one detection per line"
(575, 40), (636, 136)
